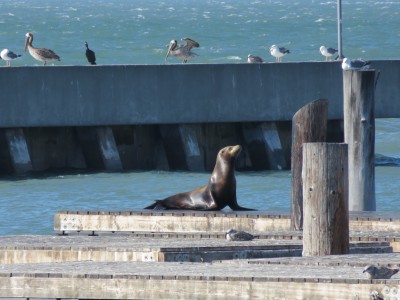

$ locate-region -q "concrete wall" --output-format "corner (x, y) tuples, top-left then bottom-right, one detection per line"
(0, 60), (399, 128)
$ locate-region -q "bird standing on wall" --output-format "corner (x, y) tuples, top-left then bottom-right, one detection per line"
(247, 54), (266, 64)
(363, 265), (399, 279)
(1, 49), (21, 67)
(165, 38), (199, 63)
(269, 45), (290, 62)
(341, 57), (371, 70)
(319, 46), (338, 61)
(225, 229), (259, 241)
(85, 41), (96, 65)
(24, 32), (61, 66)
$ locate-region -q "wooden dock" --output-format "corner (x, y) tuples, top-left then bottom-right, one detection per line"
(2, 210), (400, 299)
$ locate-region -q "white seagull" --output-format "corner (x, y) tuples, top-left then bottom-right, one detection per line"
(165, 38), (199, 63)
(269, 45), (290, 62)
(247, 54), (266, 64)
(1, 49), (21, 67)
(319, 46), (338, 61)
(341, 57), (371, 70)
(225, 229), (259, 241)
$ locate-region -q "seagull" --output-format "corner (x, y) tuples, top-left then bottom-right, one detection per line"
(269, 45), (290, 62)
(165, 38), (199, 63)
(319, 46), (338, 61)
(85, 41), (96, 65)
(0, 49), (21, 67)
(341, 57), (371, 70)
(24, 32), (61, 66)
(247, 54), (266, 64)
(363, 265), (399, 279)
(225, 229), (258, 241)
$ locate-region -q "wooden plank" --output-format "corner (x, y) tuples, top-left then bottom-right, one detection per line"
(0, 260), (398, 299)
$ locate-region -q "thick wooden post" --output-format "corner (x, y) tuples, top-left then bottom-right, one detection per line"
(343, 70), (376, 211)
(302, 143), (349, 256)
(291, 99), (328, 230)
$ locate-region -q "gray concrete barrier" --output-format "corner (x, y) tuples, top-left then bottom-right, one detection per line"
(0, 61), (399, 128)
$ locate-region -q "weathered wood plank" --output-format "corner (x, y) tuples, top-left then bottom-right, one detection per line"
(0, 260), (398, 299)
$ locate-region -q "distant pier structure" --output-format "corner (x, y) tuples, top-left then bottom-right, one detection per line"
(0, 61), (399, 175)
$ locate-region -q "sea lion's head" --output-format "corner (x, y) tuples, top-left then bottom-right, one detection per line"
(218, 145), (241, 163)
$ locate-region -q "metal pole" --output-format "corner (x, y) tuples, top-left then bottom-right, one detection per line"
(337, 0), (343, 59)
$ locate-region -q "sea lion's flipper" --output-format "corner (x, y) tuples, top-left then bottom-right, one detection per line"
(144, 200), (168, 210)
(228, 197), (256, 211)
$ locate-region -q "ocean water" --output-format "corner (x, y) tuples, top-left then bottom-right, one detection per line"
(0, 0), (400, 65)
(0, 0), (399, 235)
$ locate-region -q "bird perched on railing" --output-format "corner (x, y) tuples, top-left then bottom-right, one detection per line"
(85, 41), (96, 65)
(225, 229), (259, 241)
(1, 49), (21, 67)
(363, 265), (399, 279)
(319, 46), (338, 61)
(24, 32), (60, 66)
(269, 45), (290, 62)
(247, 54), (266, 64)
(165, 38), (199, 63)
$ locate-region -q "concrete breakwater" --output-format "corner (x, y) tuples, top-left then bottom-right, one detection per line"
(0, 61), (399, 175)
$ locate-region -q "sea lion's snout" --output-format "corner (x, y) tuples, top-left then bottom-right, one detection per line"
(229, 145), (241, 156)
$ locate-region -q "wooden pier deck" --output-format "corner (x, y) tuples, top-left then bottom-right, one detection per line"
(2, 210), (400, 299)
(1, 254), (400, 299)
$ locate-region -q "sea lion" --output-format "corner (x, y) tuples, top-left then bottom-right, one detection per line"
(144, 145), (255, 211)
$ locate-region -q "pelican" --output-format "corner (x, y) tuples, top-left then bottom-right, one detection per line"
(1, 49), (21, 67)
(85, 41), (96, 65)
(269, 45), (290, 62)
(247, 54), (266, 64)
(165, 37), (199, 63)
(320, 46), (338, 61)
(24, 32), (61, 65)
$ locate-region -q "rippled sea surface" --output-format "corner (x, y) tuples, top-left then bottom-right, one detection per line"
(0, 0), (399, 235)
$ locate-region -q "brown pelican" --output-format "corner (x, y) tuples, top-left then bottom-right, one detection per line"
(269, 44), (290, 62)
(85, 41), (96, 65)
(247, 54), (266, 64)
(1, 49), (21, 67)
(165, 38), (199, 63)
(24, 32), (61, 65)
(320, 46), (338, 61)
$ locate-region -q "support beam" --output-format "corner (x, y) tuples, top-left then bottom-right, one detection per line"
(76, 127), (122, 170)
(343, 70), (376, 211)
(0, 128), (33, 175)
(160, 124), (204, 172)
(242, 122), (287, 170)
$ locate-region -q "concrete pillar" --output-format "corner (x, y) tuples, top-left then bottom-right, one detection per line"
(0, 128), (33, 175)
(76, 126), (122, 170)
(159, 124), (204, 171)
(242, 122), (287, 170)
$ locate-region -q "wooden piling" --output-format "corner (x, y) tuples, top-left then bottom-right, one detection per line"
(343, 70), (376, 211)
(290, 99), (328, 230)
(302, 143), (349, 256)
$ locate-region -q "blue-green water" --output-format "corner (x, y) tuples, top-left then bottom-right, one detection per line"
(1, 0), (400, 65)
(0, 1), (399, 235)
